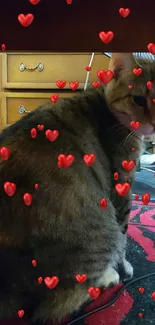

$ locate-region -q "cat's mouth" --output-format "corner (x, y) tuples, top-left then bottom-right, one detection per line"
(111, 109), (155, 137)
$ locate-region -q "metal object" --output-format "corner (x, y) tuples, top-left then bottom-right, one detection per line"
(18, 105), (30, 114)
(19, 62), (44, 72)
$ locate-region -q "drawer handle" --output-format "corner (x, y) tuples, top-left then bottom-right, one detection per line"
(19, 62), (44, 72)
(18, 105), (30, 114)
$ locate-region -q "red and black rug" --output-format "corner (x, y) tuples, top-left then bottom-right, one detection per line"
(0, 202), (155, 325)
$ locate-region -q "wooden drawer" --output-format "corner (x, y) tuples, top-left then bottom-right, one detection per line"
(0, 91), (76, 129)
(2, 52), (110, 89)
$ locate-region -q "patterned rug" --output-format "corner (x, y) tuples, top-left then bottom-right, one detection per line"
(0, 202), (155, 325)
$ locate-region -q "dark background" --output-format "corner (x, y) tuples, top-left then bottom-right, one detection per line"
(0, 0), (155, 52)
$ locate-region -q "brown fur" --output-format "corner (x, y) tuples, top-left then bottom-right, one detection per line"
(0, 53), (153, 324)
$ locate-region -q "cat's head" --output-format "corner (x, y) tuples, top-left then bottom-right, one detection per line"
(105, 53), (155, 136)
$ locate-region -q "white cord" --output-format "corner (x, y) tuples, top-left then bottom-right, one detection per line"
(141, 166), (155, 174)
(84, 52), (95, 90)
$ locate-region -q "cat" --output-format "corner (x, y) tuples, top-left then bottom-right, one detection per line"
(0, 52), (153, 325)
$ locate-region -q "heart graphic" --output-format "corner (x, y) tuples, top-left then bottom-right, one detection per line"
(100, 198), (107, 209)
(128, 84), (133, 89)
(146, 81), (153, 90)
(92, 81), (100, 88)
(148, 43), (155, 55)
(152, 99), (155, 103)
(115, 183), (131, 196)
(86, 66), (91, 71)
(34, 183), (39, 189)
(97, 70), (114, 84)
(69, 82), (79, 90)
(58, 154), (75, 168)
(50, 94), (59, 103)
(83, 154), (96, 166)
(134, 194), (139, 200)
(114, 172), (119, 180)
(88, 287), (101, 299)
(23, 193), (33, 206)
(37, 124), (44, 130)
(30, 128), (37, 138)
(76, 274), (87, 284)
(99, 31), (114, 44)
(45, 130), (59, 142)
(56, 80), (66, 89)
(0, 146), (11, 160)
(133, 68), (142, 76)
(152, 292), (155, 300)
(66, 0), (72, 3)
(38, 277), (43, 284)
(18, 310), (25, 318)
(122, 160), (135, 172)
(130, 121), (140, 129)
(138, 287), (145, 294)
(32, 259), (37, 267)
(119, 8), (130, 18)
(1, 44), (6, 51)
(4, 182), (16, 196)
(139, 313), (144, 319)
(29, 0), (40, 4)
(142, 193), (150, 205)
(44, 276), (59, 289)
(18, 14), (34, 27)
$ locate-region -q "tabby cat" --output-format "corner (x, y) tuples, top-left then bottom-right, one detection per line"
(0, 53), (153, 324)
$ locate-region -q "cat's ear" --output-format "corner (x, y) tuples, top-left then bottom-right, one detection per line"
(108, 53), (136, 78)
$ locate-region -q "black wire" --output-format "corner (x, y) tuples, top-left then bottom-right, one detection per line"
(129, 222), (155, 228)
(65, 272), (155, 325)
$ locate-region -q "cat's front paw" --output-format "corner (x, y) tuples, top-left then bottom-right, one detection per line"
(123, 259), (133, 280)
(102, 265), (120, 288)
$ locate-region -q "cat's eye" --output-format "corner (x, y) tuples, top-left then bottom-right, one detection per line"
(133, 96), (147, 107)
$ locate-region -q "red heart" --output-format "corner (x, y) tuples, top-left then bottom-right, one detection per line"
(76, 274), (87, 284)
(142, 193), (150, 205)
(18, 310), (25, 318)
(44, 276), (59, 289)
(97, 70), (114, 85)
(38, 277), (43, 284)
(18, 14), (34, 27)
(4, 182), (16, 196)
(34, 183), (39, 189)
(88, 287), (101, 299)
(58, 154), (75, 168)
(115, 183), (130, 196)
(138, 287), (145, 294)
(92, 81), (100, 88)
(56, 80), (66, 89)
(119, 8), (130, 18)
(45, 130), (59, 142)
(86, 66), (91, 71)
(30, 128), (37, 138)
(152, 292), (155, 300)
(50, 94), (59, 103)
(23, 193), (33, 206)
(0, 146), (11, 160)
(139, 313), (144, 319)
(128, 84), (133, 89)
(134, 194), (139, 200)
(69, 82), (79, 90)
(130, 121), (140, 129)
(66, 0), (72, 3)
(152, 99), (155, 103)
(83, 154), (96, 166)
(99, 31), (114, 44)
(146, 81), (153, 90)
(1, 44), (6, 51)
(32, 259), (37, 267)
(29, 0), (40, 4)
(148, 43), (155, 55)
(114, 172), (119, 180)
(100, 198), (107, 209)
(122, 160), (135, 172)
(37, 124), (44, 130)
(133, 68), (142, 76)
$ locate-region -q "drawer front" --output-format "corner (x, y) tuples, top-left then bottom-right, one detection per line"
(2, 53), (110, 89)
(0, 91), (76, 129)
